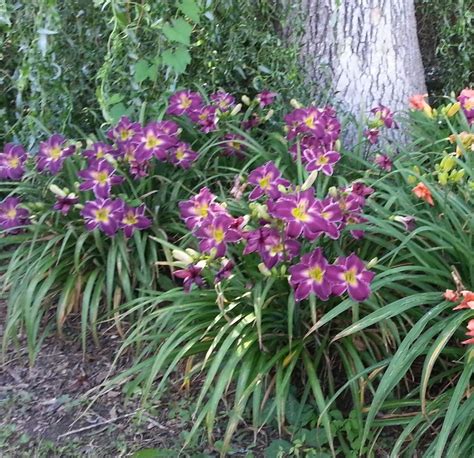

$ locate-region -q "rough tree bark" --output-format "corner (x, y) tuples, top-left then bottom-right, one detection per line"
(288, 0), (427, 116)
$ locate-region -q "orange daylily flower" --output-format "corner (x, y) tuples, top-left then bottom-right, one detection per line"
(453, 290), (474, 310)
(461, 319), (474, 345)
(444, 289), (459, 302)
(409, 94), (429, 110)
(412, 182), (434, 206)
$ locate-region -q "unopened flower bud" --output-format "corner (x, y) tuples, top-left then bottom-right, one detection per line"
(242, 95), (251, 106)
(172, 249), (194, 265)
(301, 170), (318, 191)
(328, 186), (338, 198)
(258, 263), (272, 276)
(49, 184), (67, 198)
(290, 99), (302, 109)
(445, 102), (461, 117)
(367, 257), (378, 269)
(230, 103), (242, 116)
(263, 109), (274, 121)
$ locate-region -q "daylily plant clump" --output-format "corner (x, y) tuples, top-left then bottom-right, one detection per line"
(176, 160), (375, 303)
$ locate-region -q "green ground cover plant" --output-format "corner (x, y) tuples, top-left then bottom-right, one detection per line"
(1, 84), (473, 456)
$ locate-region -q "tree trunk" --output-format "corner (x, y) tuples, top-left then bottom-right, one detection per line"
(289, 0), (426, 116)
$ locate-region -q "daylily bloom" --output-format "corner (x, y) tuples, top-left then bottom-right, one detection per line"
(53, 193), (79, 215)
(194, 214), (241, 257)
(364, 128), (379, 145)
(222, 133), (246, 157)
(167, 90), (203, 116)
(169, 142), (198, 169)
(210, 91), (235, 112)
(241, 114), (260, 130)
(107, 116), (142, 144)
(191, 105), (218, 133)
(443, 289), (460, 302)
(256, 90), (277, 108)
(289, 248), (338, 301)
(179, 187), (226, 230)
(453, 291), (474, 310)
(121, 204), (151, 237)
(461, 319), (474, 345)
(409, 94), (429, 110)
(269, 189), (327, 240)
(215, 260), (235, 283)
(0, 197), (30, 233)
(345, 213), (368, 240)
(135, 121), (177, 161)
(412, 182), (434, 206)
(37, 134), (75, 174)
(393, 215), (416, 232)
(374, 154), (393, 172)
(174, 264), (205, 292)
(83, 142), (115, 162)
(0, 143), (27, 180)
(371, 105), (396, 128)
(457, 88), (474, 124)
(260, 231), (300, 269)
(81, 198), (124, 236)
(304, 148), (340, 175)
(328, 254), (375, 301)
(244, 226), (299, 269)
(78, 160), (124, 198)
(247, 161), (289, 200)
(312, 197), (343, 240)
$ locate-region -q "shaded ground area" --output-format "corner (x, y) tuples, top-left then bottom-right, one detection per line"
(0, 304), (270, 457)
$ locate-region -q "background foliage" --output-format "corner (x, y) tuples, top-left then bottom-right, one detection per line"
(0, 0), (305, 146)
(416, 0), (473, 96)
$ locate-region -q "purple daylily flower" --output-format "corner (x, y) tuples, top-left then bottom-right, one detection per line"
(458, 89), (474, 124)
(371, 105), (397, 129)
(247, 161), (289, 200)
(243, 226), (300, 269)
(304, 148), (340, 175)
(81, 198), (124, 236)
(393, 215), (416, 232)
(83, 142), (116, 162)
(289, 248), (338, 301)
(215, 260), (235, 283)
(0, 143), (27, 180)
(0, 197), (30, 233)
(174, 264), (205, 292)
(194, 214), (241, 257)
(167, 90), (203, 117)
(78, 160), (124, 198)
(211, 91), (235, 112)
(256, 90), (277, 108)
(374, 154), (393, 172)
(135, 121), (177, 161)
(107, 116), (142, 144)
(179, 187), (226, 230)
(169, 142), (198, 169)
(364, 128), (380, 145)
(241, 114), (260, 130)
(222, 133), (246, 158)
(327, 254), (375, 302)
(191, 105), (218, 133)
(37, 134), (75, 175)
(269, 189), (327, 240)
(121, 204), (152, 237)
(53, 194), (79, 215)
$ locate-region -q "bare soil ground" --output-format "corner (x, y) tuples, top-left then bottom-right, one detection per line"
(0, 304), (270, 457)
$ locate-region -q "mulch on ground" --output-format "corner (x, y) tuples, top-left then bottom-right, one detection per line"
(0, 303), (269, 457)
